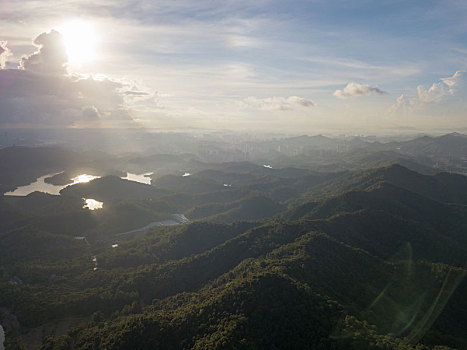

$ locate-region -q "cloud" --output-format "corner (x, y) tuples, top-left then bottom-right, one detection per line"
(333, 82), (386, 99)
(441, 71), (464, 88)
(388, 94), (415, 114)
(82, 106), (100, 120)
(389, 70), (467, 114)
(415, 71), (466, 104)
(440, 71), (466, 96)
(0, 41), (11, 69)
(287, 96), (315, 107)
(416, 83), (446, 103)
(123, 90), (150, 96)
(240, 96), (314, 111)
(20, 30), (68, 75)
(0, 30), (137, 128)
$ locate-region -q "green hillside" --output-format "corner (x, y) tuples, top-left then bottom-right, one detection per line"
(0, 160), (466, 349)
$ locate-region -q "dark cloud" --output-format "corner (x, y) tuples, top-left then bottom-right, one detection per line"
(0, 69), (132, 127)
(124, 90), (150, 96)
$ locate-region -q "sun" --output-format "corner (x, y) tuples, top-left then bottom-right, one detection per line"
(57, 21), (98, 65)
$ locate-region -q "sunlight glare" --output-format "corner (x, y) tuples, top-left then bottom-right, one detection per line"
(72, 174), (100, 184)
(83, 198), (103, 210)
(58, 21), (98, 65)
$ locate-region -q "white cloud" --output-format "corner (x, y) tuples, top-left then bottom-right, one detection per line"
(388, 94), (416, 114)
(389, 70), (467, 114)
(416, 83), (446, 103)
(415, 71), (466, 104)
(20, 30), (68, 75)
(0, 41), (11, 69)
(287, 96), (315, 107)
(440, 70), (466, 96)
(240, 96), (314, 111)
(0, 30), (137, 128)
(333, 82), (385, 99)
(441, 70), (464, 87)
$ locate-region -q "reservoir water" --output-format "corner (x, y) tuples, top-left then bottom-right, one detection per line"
(116, 214), (189, 236)
(4, 172), (153, 196)
(121, 172), (153, 184)
(83, 198), (103, 210)
(4, 172), (66, 196)
(4, 173), (100, 196)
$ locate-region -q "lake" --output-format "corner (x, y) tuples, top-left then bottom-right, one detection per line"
(121, 172), (153, 184)
(4, 172), (153, 196)
(4, 172), (100, 196)
(4, 172), (66, 196)
(83, 198), (103, 210)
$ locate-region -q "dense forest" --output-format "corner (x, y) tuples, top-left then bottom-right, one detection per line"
(0, 134), (466, 349)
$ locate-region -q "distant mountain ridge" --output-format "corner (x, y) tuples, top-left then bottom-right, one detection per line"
(294, 163), (467, 205)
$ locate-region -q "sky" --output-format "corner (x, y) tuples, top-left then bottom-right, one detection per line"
(0, 0), (466, 135)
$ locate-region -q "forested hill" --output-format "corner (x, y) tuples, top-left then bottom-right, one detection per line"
(0, 162), (466, 349)
(291, 163), (467, 205)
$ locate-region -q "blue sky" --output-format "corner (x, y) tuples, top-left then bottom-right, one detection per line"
(0, 0), (466, 134)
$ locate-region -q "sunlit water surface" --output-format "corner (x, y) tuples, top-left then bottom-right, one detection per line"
(4, 172), (152, 196)
(121, 172), (153, 185)
(72, 174), (100, 184)
(4, 173), (100, 196)
(4, 172), (64, 196)
(83, 198), (103, 210)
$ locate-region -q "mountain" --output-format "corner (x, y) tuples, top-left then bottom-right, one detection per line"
(0, 146), (82, 193)
(152, 174), (225, 194)
(294, 163), (467, 204)
(186, 194), (284, 223)
(396, 133), (467, 158)
(285, 184), (467, 264)
(345, 150), (439, 174)
(1, 160), (466, 349)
